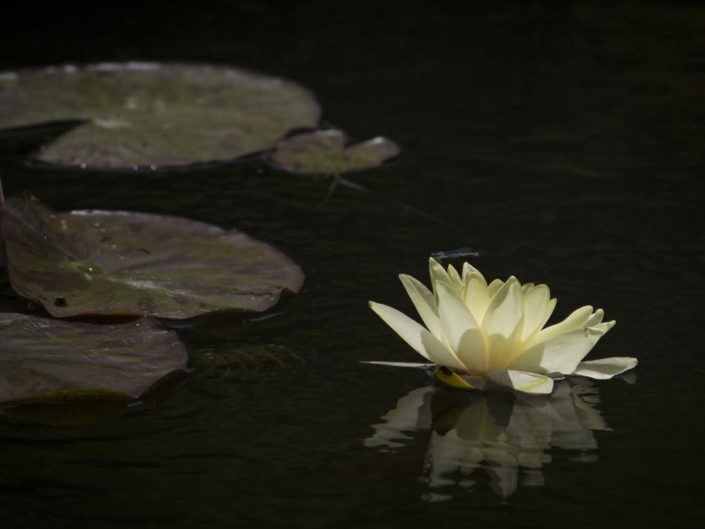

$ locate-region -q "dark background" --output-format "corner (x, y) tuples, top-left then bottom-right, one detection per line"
(1, 1), (704, 528)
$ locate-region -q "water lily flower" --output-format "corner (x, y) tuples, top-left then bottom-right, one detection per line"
(368, 258), (637, 395)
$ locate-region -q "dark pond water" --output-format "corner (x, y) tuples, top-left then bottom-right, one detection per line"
(1, 2), (704, 527)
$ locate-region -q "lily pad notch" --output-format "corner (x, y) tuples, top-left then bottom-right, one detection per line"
(0, 63), (322, 170)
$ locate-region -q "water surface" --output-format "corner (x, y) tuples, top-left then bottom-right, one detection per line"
(1, 2), (703, 528)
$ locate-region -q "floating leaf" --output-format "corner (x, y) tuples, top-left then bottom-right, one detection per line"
(2, 195), (304, 319)
(0, 314), (188, 404)
(269, 129), (401, 174)
(0, 63), (321, 169)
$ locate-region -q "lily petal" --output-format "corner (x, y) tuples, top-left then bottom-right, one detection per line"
(488, 370), (554, 395)
(429, 258), (451, 298)
(463, 273), (492, 323)
(510, 322), (615, 375)
(483, 279), (525, 369)
(585, 308), (605, 327)
(399, 274), (443, 340)
(573, 357), (638, 379)
(484, 279), (524, 336)
(487, 278), (504, 298)
(360, 361), (434, 368)
(447, 265), (464, 295)
(521, 284), (550, 341)
(436, 282), (487, 372)
(369, 301), (466, 371)
(536, 305), (593, 344)
(540, 298), (558, 333)
(462, 262), (486, 284)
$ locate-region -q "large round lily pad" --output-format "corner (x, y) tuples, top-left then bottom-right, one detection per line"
(0, 314), (187, 403)
(0, 62), (321, 169)
(269, 129), (401, 174)
(2, 194), (304, 319)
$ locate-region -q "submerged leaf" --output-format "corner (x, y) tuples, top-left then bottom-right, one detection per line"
(0, 314), (187, 404)
(0, 63), (321, 169)
(269, 129), (400, 174)
(191, 344), (304, 378)
(2, 195), (304, 319)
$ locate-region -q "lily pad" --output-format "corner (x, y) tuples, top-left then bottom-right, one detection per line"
(269, 129), (401, 174)
(0, 62), (321, 169)
(2, 194), (304, 319)
(0, 314), (187, 404)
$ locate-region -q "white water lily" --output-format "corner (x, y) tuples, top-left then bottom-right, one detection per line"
(368, 258), (637, 395)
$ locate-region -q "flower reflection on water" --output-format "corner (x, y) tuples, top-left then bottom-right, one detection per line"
(365, 379), (609, 500)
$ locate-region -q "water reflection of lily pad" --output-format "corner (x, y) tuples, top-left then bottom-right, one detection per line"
(365, 380), (608, 500)
(0, 314), (188, 404)
(269, 129), (401, 174)
(2, 400), (130, 426)
(1, 368), (188, 426)
(0, 63), (321, 169)
(3, 194), (304, 319)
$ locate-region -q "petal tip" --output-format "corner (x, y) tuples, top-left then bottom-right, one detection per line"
(572, 356), (638, 380)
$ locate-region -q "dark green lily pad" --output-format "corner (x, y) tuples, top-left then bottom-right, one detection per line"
(269, 129), (401, 174)
(0, 314), (187, 404)
(2, 194), (304, 319)
(0, 62), (321, 169)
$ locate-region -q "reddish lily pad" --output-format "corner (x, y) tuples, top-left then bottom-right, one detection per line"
(0, 314), (187, 404)
(2, 194), (304, 319)
(269, 129), (401, 174)
(0, 62), (321, 169)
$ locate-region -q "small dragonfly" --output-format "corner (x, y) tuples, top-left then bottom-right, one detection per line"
(430, 246), (480, 264)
